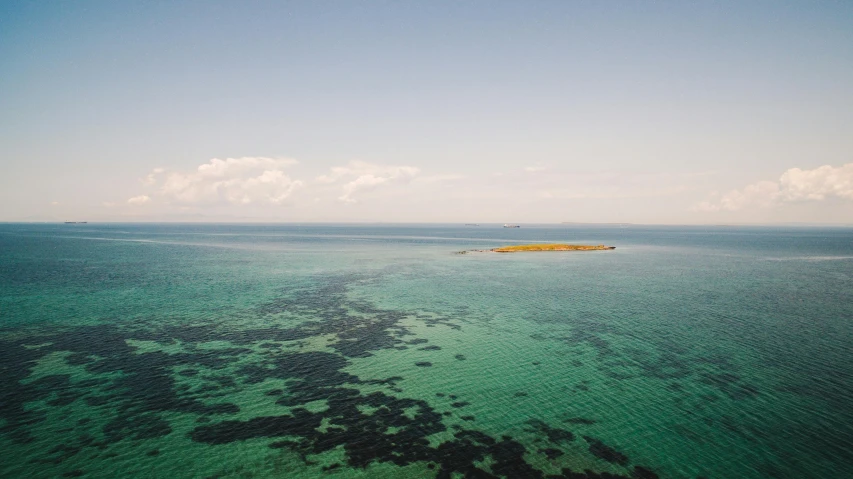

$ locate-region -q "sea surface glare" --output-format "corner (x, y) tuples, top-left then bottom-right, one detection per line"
(1, 223), (852, 478)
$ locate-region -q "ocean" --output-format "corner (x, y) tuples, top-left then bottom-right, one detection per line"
(1, 223), (851, 478)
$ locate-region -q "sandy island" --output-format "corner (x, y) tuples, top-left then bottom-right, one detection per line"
(458, 244), (615, 254)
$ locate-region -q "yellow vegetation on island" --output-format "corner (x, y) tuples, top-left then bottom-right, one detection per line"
(491, 244), (615, 252)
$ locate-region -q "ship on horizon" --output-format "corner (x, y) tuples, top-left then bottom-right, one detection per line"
(503, 224), (520, 228)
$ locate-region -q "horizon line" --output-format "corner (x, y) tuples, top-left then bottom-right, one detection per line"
(3, 220), (853, 228)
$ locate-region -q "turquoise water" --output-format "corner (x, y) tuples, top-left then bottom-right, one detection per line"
(1, 223), (852, 478)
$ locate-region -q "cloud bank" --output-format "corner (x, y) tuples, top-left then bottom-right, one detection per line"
(143, 157), (302, 206)
(316, 161), (420, 203)
(127, 195), (151, 205)
(122, 157), (427, 211)
(697, 163), (853, 211)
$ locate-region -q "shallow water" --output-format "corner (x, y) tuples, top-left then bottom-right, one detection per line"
(1, 223), (852, 478)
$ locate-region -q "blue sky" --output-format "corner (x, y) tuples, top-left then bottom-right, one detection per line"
(2, 1), (852, 223)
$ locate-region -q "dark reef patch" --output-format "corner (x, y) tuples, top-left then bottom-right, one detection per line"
(526, 419), (575, 443)
(0, 275), (663, 479)
(632, 466), (660, 479)
(540, 447), (564, 460)
(564, 417), (597, 425)
(583, 436), (629, 465)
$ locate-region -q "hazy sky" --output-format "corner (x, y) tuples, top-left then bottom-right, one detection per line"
(2, 1), (852, 223)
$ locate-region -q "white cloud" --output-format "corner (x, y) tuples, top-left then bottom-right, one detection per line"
(146, 157), (302, 206)
(216, 170), (301, 205)
(524, 165), (546, 173)
(195, 157), (297, 177)
(697, 163), (853, 211)
(142, 167), (166, 186)
(127, 195), (151, 205)
(316, 161), (420, 203)
(779, 164), (853, 201)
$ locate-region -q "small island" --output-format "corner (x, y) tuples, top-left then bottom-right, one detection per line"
(457, 244), (615, 254)
(493, 244), (615, 252)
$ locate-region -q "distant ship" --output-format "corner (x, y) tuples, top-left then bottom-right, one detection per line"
(464, 223), (480, 226)
(503, 224), (520, 228)
(64, 221), (87, 224)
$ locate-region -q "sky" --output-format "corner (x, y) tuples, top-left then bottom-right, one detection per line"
(1, 0), (852, 224)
